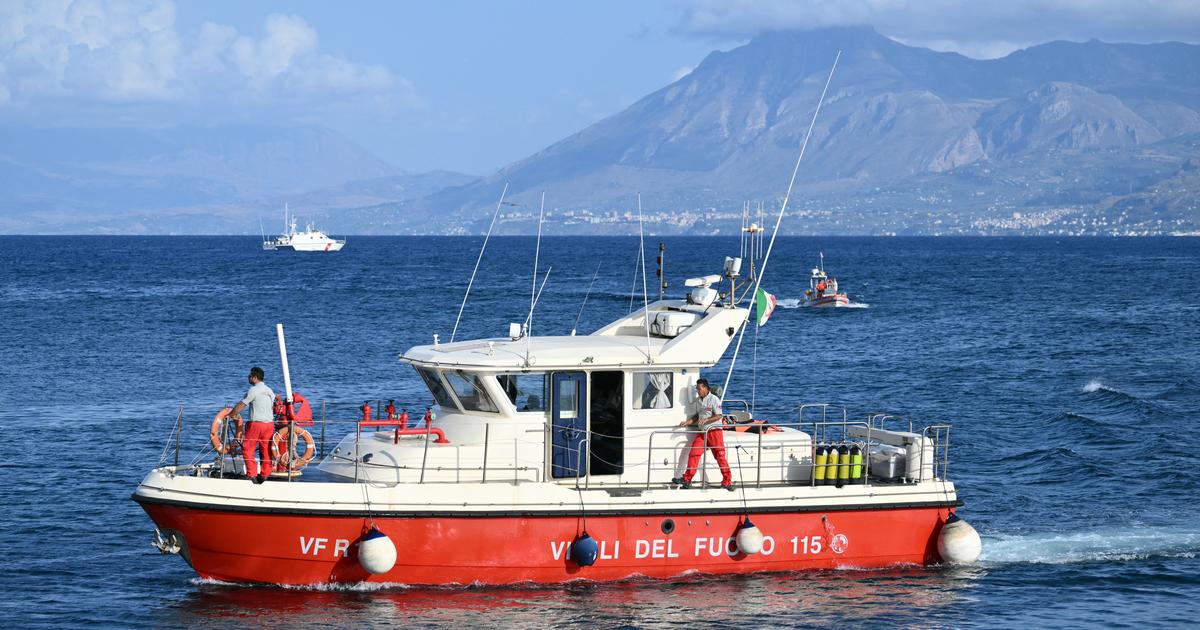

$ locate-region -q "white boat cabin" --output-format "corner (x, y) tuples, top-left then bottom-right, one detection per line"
(318, 287), (817, 487)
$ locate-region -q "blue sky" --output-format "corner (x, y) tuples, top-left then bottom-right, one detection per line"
(4, 1), (1200, 174)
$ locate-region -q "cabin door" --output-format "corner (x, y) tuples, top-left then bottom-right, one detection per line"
(550, 371), (587, 479)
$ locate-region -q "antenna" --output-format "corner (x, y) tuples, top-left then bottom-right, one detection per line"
(526, 192), (545, 362)
(721, 51), (841, 399)
(523, 266), (553, 331)
(572, 263), (602, 336)
(638, 194), (652, 364)
(451, 183), (509, 343)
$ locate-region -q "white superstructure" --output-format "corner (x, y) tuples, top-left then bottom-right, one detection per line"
(263, 205), (345, 252)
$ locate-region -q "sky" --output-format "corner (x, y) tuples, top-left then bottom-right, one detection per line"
(3, 0), (1199, 175)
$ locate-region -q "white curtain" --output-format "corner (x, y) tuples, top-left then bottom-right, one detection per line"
(646, 372), (671, 409)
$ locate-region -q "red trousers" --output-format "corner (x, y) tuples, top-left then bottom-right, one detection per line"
(242, 422), (274, 478)
(682, 427), (732, 485)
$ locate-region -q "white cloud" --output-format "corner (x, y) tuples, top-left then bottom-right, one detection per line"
(0, 0), (404, 106)
(675, 0), (1200, 58)
(672, 65), (695, 82)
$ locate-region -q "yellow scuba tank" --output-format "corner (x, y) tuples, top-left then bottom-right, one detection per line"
(836, 443), (851, 487)
(824, 445), (839, 486)
(850, 444), (864, 485)
(814, 445), (828, 484)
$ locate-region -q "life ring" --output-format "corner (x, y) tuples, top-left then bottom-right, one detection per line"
(210, 407), (237, 454)
(271, 426), (316, 471)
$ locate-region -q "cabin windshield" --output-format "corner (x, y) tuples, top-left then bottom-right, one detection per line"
(443, 370), (499, 413)
(497, 373), (547, 412)
(416, 368), (457, 410)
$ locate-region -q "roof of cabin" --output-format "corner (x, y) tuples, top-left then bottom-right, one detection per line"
(401, 299), (749, 370)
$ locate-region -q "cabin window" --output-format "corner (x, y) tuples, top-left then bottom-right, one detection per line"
(497, 373), (547, 412)
(443, 370), (499, 413)
(416, 368), (457, 410)
(633, 372), (673, 409)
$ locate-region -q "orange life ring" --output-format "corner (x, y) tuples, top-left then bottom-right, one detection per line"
(271, 426), (316, 471)
(210, 407), (237, 454)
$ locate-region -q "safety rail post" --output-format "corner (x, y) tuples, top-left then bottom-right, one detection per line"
(320, 400), (326, 458)
(582, 433), (591, 490)
(174, 406), (183, 469)
(354, 420), (361, 483)
(287, 414), (295, 483)
(481, 423), (489, 483)
(419, 425), (432, 484)
(218, 410), (228, 479)
(645, 432), (655, 489)
(756, 430), (763, 488)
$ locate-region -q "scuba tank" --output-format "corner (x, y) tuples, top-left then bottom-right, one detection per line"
(836, 443), (851, 488)
(814, 445), (828, 485)
(824, 445), (840, 486)
(849, 444), (864, 485)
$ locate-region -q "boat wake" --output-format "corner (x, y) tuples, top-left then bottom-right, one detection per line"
(776, 298), (869, 309)
(981, 526), (1200, 565)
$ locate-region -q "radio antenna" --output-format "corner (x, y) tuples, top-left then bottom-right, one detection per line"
(451, 183), (509, 343)
(638, 194), (652, 364)
(571, 263), (602, 336)
(721, 51), (841, 398)
(526, 191), (545, 362)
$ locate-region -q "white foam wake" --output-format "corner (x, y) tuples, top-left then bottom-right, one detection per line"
(1081, 379), (1109, 393)
(980, 526), (1200, 565)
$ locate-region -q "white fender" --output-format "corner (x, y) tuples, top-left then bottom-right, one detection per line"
(737, 520), (764, 555)
(357, 528), (398, 574)
(937, 515), (982, 564)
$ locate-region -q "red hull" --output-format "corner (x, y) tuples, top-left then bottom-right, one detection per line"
(139, 501), (951, 585)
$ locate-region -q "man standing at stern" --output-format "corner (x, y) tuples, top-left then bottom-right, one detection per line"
(673, 378), (734, 491)
(229, 367), (276, 484)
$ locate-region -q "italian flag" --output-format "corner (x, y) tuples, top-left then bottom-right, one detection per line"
(754, 287), (777, 326)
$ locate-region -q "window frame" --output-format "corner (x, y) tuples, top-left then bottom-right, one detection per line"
(442, 369), (500, 414)
(496, 372), (548, 414)
(632, 371), (675, 410)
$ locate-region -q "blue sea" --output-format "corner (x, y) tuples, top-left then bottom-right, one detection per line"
(2, 235), (1198, 628)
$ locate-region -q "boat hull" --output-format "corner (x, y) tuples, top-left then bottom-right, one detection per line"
(804, 294), (851, 308)
(138, 499), (951, 585)
(277, 242), (345, 252)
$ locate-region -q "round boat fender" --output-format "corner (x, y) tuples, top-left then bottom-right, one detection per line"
(571, 531), (599, 567)
(937, 513), (982, 564)
(357, 527), (397, 574)
(271, 426), (316, 470)
(210, 407), (236, 454)
(736, 518), (764, 555)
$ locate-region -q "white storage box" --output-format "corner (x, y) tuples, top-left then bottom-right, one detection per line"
(869, 445), (907, 480)
(651, 311), (700, 337)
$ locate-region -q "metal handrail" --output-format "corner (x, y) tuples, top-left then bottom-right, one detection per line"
(162, 399), (955, 489)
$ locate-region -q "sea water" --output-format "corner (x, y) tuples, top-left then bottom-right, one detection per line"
(1, 236), (1198, 628)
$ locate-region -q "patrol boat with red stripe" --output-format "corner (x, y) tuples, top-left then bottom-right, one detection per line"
(133, 254), (980, 586)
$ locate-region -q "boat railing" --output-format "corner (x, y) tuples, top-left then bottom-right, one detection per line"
(158, 401), (952, 487)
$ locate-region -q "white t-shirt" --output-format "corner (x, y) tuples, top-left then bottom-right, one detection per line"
(241, 381), (276, 422)
(695, 392), (723, 430)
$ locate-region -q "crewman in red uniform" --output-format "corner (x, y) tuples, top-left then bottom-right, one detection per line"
(229, 367), (275, 484)
(673, 378), (734, 491)
(360, 400), (372, 422)
(386, 400), (397, 421)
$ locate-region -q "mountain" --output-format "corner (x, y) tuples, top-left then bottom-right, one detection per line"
(0, 125), (479, 233)
(367, 27), (1200, 236)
